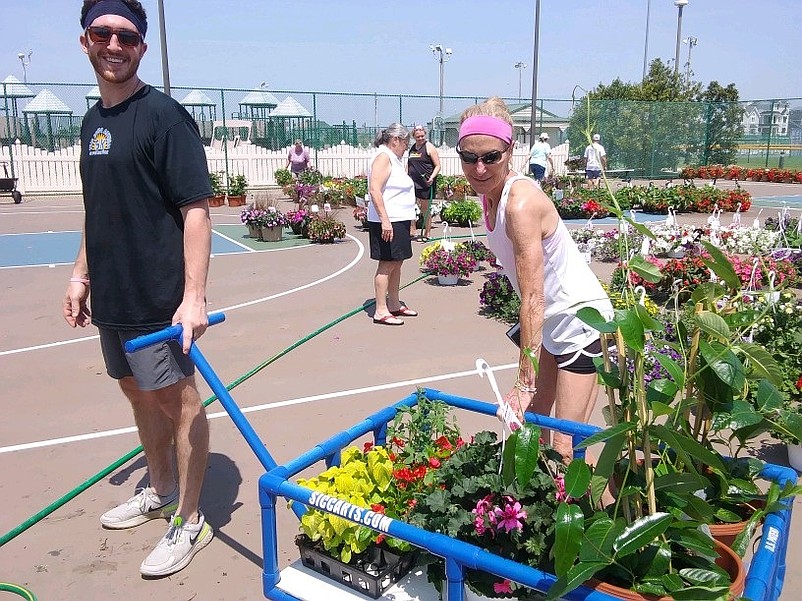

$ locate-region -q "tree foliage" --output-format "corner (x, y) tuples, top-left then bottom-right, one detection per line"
(567, 60), (743, 176)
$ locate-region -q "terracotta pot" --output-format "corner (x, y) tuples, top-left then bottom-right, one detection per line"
(709, 500), (765, 549)
(208, 195), (225, 208)
(227, 194), (246, 207)
(590, 540), (744, 600)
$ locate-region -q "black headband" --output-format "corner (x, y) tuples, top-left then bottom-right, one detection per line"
(82, 0), (147, 37)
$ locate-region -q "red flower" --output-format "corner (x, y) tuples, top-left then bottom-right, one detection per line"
(363, 441), (374, 453)
(428, 457), (441, 469)
(371, 504), (386, 514)
(391, 436), (405, 448)
(796, 375), (802, 391)
(375, 534), (386, 545)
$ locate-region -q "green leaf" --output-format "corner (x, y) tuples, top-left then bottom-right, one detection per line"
(613, 512), (673, 558)
(545, 561), (609, 601)
(651, 424), (727, 474)
(699, 339), (745, 390)
(514, 424), (541, 487)
(711, 400), (763, 432)
(738, 343), (784, 387)
(646, 378), (679, 404)
(553, 504), (584, 577)
(501, 429), (517, 487)
(616, 309), (645, 351)
(652, 472), (709, 493)
(654, 352), (685, 390)
(650, 401), (674, 417)
(577, 306), (617, 333)
(756, 379), (784, 411)
(700, 241), (740, 289)
(579, 516), (622, 562)
(636, 303), (664, 332)
(670, 585), (731, 600)
(629, 255), (663, 283)
(694, 311), (731, 342)
(564, 459), (592, 498)
(625, 217), (657, 240)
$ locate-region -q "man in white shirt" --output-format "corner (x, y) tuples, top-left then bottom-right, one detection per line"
(528, 132), (554, 182)
(583, 133), (607, 188)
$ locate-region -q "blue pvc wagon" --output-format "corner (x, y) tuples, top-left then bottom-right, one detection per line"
(127, 315), (797, 601)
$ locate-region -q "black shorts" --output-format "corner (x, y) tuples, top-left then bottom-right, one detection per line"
(368, 220), (413, 261)
(554, 338), (603, 375)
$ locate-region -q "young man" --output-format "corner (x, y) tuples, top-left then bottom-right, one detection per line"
(528, 132), (554, 183)
(583, 133), (607, 188)
(64, 0), (213, 577)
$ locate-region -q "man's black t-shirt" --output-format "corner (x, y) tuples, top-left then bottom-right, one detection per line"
(80, 85), (212, 329)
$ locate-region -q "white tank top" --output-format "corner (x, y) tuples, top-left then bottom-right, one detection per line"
(484, 174), (613, 355)
(367, 145), (416, 222)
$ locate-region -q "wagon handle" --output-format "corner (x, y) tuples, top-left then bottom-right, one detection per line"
(124, 312), (226, 353)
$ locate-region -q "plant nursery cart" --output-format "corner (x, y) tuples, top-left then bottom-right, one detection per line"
(127, 315), (798, 601)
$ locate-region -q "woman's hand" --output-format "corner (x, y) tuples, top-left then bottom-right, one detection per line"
(381, 219), (393, 242)
(504, 387), (534, 424)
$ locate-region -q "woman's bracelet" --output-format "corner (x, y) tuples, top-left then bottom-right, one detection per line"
(514, 380), (537, 394)
(70, 276), (90, 285)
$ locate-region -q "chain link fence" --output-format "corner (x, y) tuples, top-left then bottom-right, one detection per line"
(1, 80), (800, 183)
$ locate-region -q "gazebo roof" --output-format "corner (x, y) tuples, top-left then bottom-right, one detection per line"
(270, 96), (312, 117)
(180, 89), (216, 107)
(22, 89), (73, 114)
(1, 75), (35, 99)
(239, 88), (279, 107)
(85, 85), (101, 100)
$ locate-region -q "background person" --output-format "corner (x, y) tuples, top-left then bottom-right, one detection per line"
(367, 123), (418, 326)
(584, 133), (607, 187)
(64, 0), (213, 578)
(528, 132), (554, 183)
(407, 125), (441, 241)
(457, 97), (613, 464)
(286, 139), (312, 177)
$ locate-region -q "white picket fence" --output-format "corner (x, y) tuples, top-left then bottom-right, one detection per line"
(2, 141), (568, 195)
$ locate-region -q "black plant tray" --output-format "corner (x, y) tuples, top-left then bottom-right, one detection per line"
(295, 534), (415, 599)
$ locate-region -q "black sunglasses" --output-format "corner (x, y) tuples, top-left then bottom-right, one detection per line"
(456, 147), (508, 165)
(86, 26), (143, 48)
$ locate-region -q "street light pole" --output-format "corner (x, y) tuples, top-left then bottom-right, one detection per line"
(17, 51), (32, 83)
(642, 0), (651, 80)
(157, 0), (171, 96)
(673, 0), (688, 77)
(430, 44), (452, 118)
(683, 36), (698, 81)
(514, 62), (527, 100)
(528, 0), (541, 146)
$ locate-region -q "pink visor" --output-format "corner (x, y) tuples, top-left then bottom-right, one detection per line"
(458, 115), (513, 145)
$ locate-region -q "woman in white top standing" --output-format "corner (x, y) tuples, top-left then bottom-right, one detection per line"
(367, 123), (418, 326)
(457, 98), (612, 464)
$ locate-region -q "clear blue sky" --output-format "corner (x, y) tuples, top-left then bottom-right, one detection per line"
(2, 0), (799, 102)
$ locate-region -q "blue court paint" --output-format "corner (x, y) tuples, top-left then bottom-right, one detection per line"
(564, 212), (666, 226)
(753, 195), (802, 207)
(0, 230), (251, 268)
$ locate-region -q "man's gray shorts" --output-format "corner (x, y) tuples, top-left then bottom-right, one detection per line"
(98, 327), (195, 391)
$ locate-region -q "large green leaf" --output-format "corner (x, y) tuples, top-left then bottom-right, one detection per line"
(756, 379), (784, 411)
(564, 459), (592, 498)
(630, 255), (663, 283)
(514, 424), (541, 487)
(576, 306), (618, 333)
(699, 339), (745, 390)
(575, 422), (635, 450)
(616, 309), (645, 351)
(636, 303), (664, 332)
(738, 342), (784, 387)
(700, 241), (740, 289)
(579, 516), (623, 562)
(651, 425), (726, 474)
(501, 430), (517, 487)
(553, 503), (584, 577)
(613, 512), (673, 558)
(711, 400), (763, 432)
(625, 217), (657, 240)
(646, 379), (679, 405)
(694, 311), (731, 342)
(670, 586), (731, 600)
(652, 472), (709, 493)
(545, 561), (609, 601)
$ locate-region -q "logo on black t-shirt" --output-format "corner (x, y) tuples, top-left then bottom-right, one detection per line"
(88, 127), (112, 156)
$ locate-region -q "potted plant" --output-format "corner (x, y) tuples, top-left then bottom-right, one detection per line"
(286, 209), (311, 236)
(274, 168), (293, 187)
(423, 245), (477, 286)
(260, 206), (288, 242)
(227, 173), (248, 207)
(208, 171), (226, 207)
(306, 214), (346, 243)
(440, 198), (482, 227)
(240, 205), (268, 240)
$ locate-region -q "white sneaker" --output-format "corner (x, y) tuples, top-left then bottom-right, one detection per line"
(100, 487), (178, 529)
(140, 512), (213, 577)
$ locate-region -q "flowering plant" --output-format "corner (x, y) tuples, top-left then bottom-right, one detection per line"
(240, 206), (270, 228)
(286, 209), (310, 226)
(408, 425), (567, 599)
(306, 214), (347, 243)
(479, 271), (521, 324)
(262, 206), (288, 228)
(423, 246), (477, 277)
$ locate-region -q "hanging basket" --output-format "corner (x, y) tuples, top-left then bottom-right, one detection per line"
(437, 274), (460, 286)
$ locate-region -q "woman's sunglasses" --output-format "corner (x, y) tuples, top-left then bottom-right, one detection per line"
(86, 26), (143, 48)
(456, 147), (508, 165)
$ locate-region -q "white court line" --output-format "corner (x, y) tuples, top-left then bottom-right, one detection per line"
(0, 234), (364, 356)
(212, 228), (255, 252)
(0, 362), (515, 455)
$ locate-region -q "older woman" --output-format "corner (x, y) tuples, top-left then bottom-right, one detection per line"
(286, 139), (311, 177)
(457, 97), (612, 462)
(407, 125), (441, 241)
(367, 123), (418, 325)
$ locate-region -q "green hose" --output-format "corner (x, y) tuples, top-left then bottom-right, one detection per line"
(0, 583), (37, 600)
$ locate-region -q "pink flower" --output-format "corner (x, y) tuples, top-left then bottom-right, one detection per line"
(493, 579), (514, 594)
(491, 498), (527, 533)
(554, 473), (567, 502)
